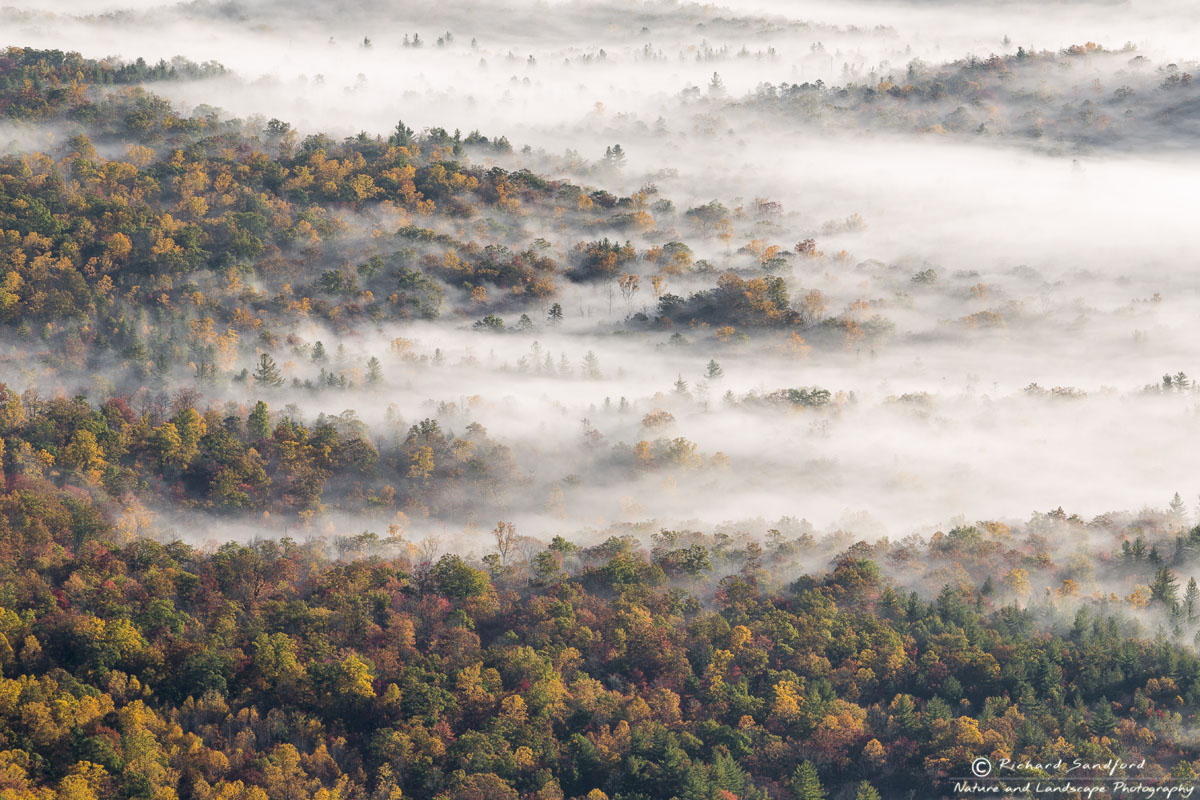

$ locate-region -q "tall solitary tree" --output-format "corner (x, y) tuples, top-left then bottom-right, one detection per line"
(253, 353), (284, 387)
(1169, 492), (1187, 524)
(493, 521), (517, 567)
(366, 356), (383, 384)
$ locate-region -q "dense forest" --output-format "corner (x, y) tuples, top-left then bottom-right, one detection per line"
(4, 0), (1200, 796)
(4, 466), (1200, 799)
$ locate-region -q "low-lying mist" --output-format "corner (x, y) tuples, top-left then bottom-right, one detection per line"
(11, 5), (1200, 800)
(3, 0), (1200, 547)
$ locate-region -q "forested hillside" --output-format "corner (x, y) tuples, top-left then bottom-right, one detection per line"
(3, 473), (1200, 799)
(4, 0), (1200, 795)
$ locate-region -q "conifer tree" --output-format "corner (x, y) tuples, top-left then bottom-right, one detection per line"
(791, 761), (826, 800)
(253, 353), (284, 387)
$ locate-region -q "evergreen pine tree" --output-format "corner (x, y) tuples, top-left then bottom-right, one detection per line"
(856, 782), (882, 800)
(582, 351), (601, 379)
(711, 749), (748, 795)
(1151, 566), (1180, 610)
(891, 694), (920, 737)
(366, 356), (383, 385)
(791, 761), (826, 800)
(1092, 697), (1118, 737)
(1170, 492), (1187, 522)
(247, 401), (270, 439)
(253, 353), (284, 387)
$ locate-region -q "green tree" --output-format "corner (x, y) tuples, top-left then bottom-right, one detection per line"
(855, 782), (881, 800)
(253, 353), (284, 387)
(432, 555), (491, 599)
(248, 401), (271, 440)
(602, 144), (626, 169)
(474, 314), (504, 330)
(791, 761), (825, 800)
(679, 544), (712, 578)
(889, 694), (919, 737)
(1151, 566), (1180, 610)
(1092, 698), (1118, 737)
(390, 120), (414, 147)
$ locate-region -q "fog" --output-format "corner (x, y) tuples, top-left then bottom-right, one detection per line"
(4, 0), (1200, 545)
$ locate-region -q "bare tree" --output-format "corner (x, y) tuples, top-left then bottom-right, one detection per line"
(618, 272), (640, 312)
(493, 521), (517, 566)
(416, 535), (443, 580)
